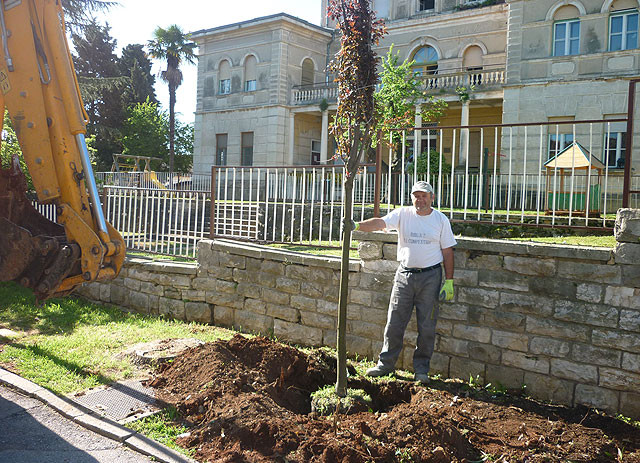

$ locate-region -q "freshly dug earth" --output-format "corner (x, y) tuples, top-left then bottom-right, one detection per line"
(149, 335), (640, 462)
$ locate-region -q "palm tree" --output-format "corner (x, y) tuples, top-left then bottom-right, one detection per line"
(147, 25), (196, 180)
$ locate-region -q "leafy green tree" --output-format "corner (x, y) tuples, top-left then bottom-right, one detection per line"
(173, 121), (194, 173)
(72, 20), (127, 170)
(122, 99), (168, 161)
(119, 44), (158, 107)
(61, 0), (115, 32)
(407, 149), (451, 176)
(328, 0), (385, 398)
(148, 25), (196, 178)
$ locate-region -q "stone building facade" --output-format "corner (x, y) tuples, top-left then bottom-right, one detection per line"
(190, 0), (638, 177)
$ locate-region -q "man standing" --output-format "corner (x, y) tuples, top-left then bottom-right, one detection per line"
(355, 181), (456, 383)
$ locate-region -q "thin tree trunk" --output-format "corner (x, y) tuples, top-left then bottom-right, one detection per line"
(169, 83), (176, 183)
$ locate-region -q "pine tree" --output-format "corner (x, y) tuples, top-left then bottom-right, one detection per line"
(119, 44), (158, 107)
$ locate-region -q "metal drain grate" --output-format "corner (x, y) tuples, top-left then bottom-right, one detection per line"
(72, 379), (159, 422)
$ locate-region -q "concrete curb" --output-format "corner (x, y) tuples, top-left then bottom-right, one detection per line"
(0, 367), (197, 463)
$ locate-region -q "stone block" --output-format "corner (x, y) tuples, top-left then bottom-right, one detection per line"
(454, 250), (468, 269)
(257, 272), (277, 288)
(574, 385), (619, 415)
(262, 288), (290, 305)
(599, 368), (640, 391)
(620, 310), (640, 332)
(622, 264), (640, 287)
(615, 242), (640, 264)
(361, 259), (399, 274)
(300, 281), (324, 298)
(164, 288), (182, 300)
(243, 298), (266, 314)
(449, 357), (486, 383)
(478, 309), (526, 332)
(205, 292), (244, 309)
(358, 273), (394, 290)
(576, 283), (603, 303)
(371, 291), (391, 309)
(213, 305), (234, 327)
(137, 281), (163, 297)
(349, 289), (372, 306)
(218, 252), (246, 269)
(440, 304), (468, 321)
(323, 285), (340, 302)
(503, 351), (549, 374)
(479, 268), (530, 292)
(593, 329), (640, 353)
(526, 316), (589, 342)
(466, 254), (503, 271)
(159, 297), (185, 320)
(615, 208), (640, 243)
(274, 319), (322, 347)
(430, 352), (450, 376)
(469, 342), (501, 364)
(99, 284), (111, 302)
(345, 334), (373, 358)
(458, 287), (500, 309)
(216, 279), (238, 295)
(572, 344), (622, 367)
(453, 269), (478, 286)
(524, 372), (574, 404)
(452, 324), (491, 343)
(486, 365), (525, 390)
(183, 290), (206, 302)
(503, 256), (556, 276)
(129, 291), (150, 313)
(275, 277), (300, 294)
(551, 359), (597, 384)
(235, 310), (272, 334)
(436, 319), (453, 336)
(529, 337), (570, 357)
(439, 337), (469, 356)
(235, 282), (262, 298)
(604, 286), (640, 310)
(358, 306), (386, 324)
(557, 261), (621, 285)
(316, 299), (335, 315)
(266, 304), (299, 322)
(492, 330), (529, 352)
(207, 266), (233, 279)
(382, 244), (397, 260)
(553, 300), (618, 328)
(347, 320), (384, 339)
(621, 392), (640, 420)
(622, 352), (640, 372)
(301, 312), (335, 330)
(248, 259), (284, 275)
(529, 277), (577, 299)
(197, 240), (216, 267)
(185, 302), (212, 324)
(231, 268), (251, 283)
(290, 295), (317, 311)
(124, 278), (141, 292)
(358, 241), (383, 260)
(500, 292), (553, 316)
(148, 295), (159, 314)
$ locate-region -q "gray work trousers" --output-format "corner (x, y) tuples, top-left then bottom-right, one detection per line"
(376, 266), (441, 374)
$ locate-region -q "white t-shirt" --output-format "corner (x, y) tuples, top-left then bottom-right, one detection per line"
(382, 206), (457, 268)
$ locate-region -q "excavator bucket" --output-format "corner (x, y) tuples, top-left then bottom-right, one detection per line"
(0, 155), (80, 301)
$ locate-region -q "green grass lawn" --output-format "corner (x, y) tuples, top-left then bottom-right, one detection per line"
(0, 282), (233, 395)
(508, 235), (616, 247)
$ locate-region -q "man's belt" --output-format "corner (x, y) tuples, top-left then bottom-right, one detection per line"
(401, 263), (441, 273)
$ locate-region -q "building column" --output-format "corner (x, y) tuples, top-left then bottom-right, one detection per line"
(321, 110), (329, 163)
(414, 104), (422, 168)
(459, 100), (470, 167)
(289, 112), (295, 165)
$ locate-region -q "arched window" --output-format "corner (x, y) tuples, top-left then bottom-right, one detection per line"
(301, 58), (315, 86)
(244, 55), (257, 92)
(462, 45), (483, 70)
(608, 0), (639, 51)
(218, 60), (231, 95)
(412, 45), (438, 76)
(553, 5), (581, 56)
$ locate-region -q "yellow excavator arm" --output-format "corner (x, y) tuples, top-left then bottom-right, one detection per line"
(0, 0), (124, 301)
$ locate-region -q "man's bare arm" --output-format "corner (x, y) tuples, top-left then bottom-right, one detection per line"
(357, 218), (387, 232)
(442, 247), (454, 280)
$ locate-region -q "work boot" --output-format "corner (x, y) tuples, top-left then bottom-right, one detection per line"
(365, 365), (394, 377)
(414, 373), (430, 384)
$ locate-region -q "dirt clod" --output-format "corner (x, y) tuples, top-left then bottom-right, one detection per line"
(149, 334), (640, 462)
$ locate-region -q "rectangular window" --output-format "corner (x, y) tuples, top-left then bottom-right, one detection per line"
(419, 0), (434, 11)
(311, 140), (321, 165)
(219, 79), (231, 95)
(604, 132), (626, 168)
(245, 80), (257, 92)
(554, 20), (580, 56)
(241, 132), (254, 166)
(216, 134), (227, 166)
(609, 11), (639, 51)
(548, 133), (574, 159)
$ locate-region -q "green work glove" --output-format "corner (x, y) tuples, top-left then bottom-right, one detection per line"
(439, 279), (454, 302)
(342, 218), (359, 232)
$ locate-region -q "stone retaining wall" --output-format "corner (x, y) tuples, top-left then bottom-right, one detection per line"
(79, 209), (640, 419)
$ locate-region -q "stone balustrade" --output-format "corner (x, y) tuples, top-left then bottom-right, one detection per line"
(79, 209), (640, 419)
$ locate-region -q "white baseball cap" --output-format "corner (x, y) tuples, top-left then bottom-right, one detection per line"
(411, 181), (434, 194)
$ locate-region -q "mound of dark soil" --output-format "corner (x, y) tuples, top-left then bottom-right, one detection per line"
(148, 334), (640, 463)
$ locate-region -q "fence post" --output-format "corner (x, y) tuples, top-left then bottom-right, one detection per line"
(374, 130), (382, 217)
(210, 166), (217, 239)
(623, 79), (638, 208)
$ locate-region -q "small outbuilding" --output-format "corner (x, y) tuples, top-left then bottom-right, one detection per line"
(544, 142), (604, 216)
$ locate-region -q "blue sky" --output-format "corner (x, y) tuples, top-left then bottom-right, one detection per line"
(99, 0), (321, 124)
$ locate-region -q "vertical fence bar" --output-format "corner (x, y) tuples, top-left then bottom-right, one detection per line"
(291, 168), (297, 243)
(299, 169), (307, 243)
(463, 125), (470, 220)
(552, 124), (559, 226)
(450, 129), (456, 218)
(240, 169), (245, 238)
(477, 128), (484, 220)
(568, 124), (576, 225)
(603, 122), (611, 226)
(536, 125), (543, 224)
(387, 132), (392, 213)
(586, 124), (593, 226)
(329, 168), (336, 245)
(280, 168), (287, 242)
(438, 129), (443, 210)
(491, 127), (498, 223)
(231, 168), (237, 237)
(360, 168), (367, 221)
(401, 130), (406, 206)
(264, 169), (270, 241)
(521, 126), (528, 222)
(319, 168), (326, 243)
(507, 127), (513, 222)
(309, 168), (317, 244)
(271, 169), (277, 241)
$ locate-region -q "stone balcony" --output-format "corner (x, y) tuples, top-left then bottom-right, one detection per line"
(291, 66), (505, 106)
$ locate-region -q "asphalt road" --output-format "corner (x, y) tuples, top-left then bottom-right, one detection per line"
(0, 384), (154, 463)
